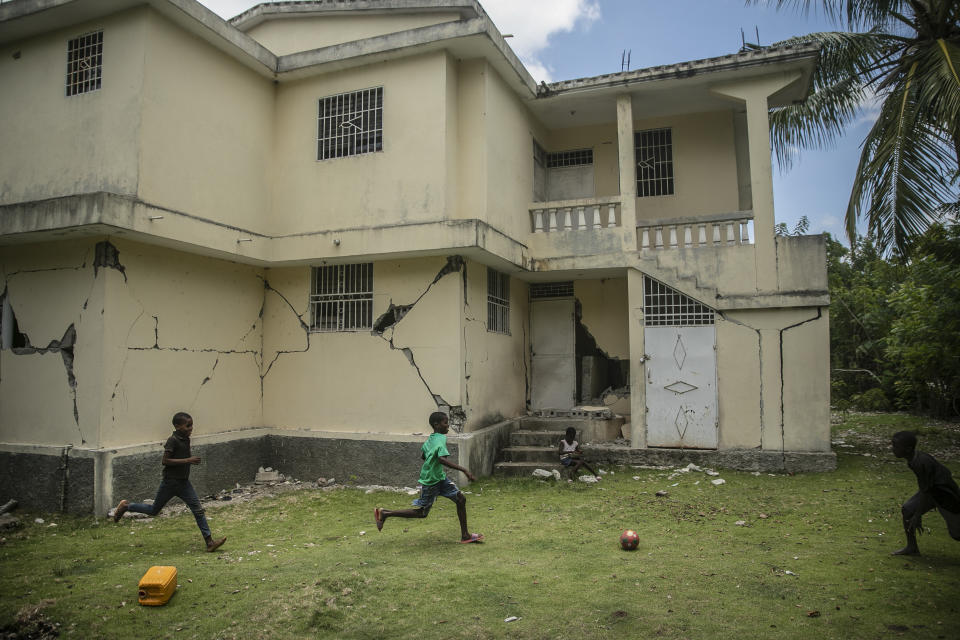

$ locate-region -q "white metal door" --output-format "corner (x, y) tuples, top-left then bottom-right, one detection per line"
(530, 299), (576, 410)
(645, 325), (717, 449)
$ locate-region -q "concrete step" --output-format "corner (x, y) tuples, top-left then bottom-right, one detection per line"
(501, 445), (558, 463)
(510, 430), (565, 447)
(493, 461), (565, 477)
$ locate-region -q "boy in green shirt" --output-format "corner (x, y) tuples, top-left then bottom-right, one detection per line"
(374, 412), (483, 543)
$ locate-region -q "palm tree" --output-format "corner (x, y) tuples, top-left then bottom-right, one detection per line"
(751, 0), (960, 255)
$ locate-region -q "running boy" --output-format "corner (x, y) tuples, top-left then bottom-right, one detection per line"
(112, 412), (226, 552)
(559, 426), (600, 480)
(891, 430), (960, 555)
(374, 411), (483, 543)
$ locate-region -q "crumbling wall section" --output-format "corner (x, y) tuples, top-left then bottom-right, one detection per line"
(261, 256), (465, 433)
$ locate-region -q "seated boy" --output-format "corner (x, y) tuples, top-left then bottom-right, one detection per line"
(891, 430), (960, 555)
(559, 426), (600, 481)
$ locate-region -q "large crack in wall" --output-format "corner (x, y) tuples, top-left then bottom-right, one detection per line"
(371, 256), (467, 430)
(2, 246), (96, 444)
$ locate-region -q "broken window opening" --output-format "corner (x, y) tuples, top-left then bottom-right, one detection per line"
(310, 263), (373, 332)
(486, 268), (510, 335)
(66, 30), (102, 97)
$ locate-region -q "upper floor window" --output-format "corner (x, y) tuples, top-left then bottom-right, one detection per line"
(487, 268), (510, 334)
(66, 30), (103, 96)
(546, 148), (593, 168)
(310, 263), (373, 332)
(318, 87), (383, 160)
(635, 127), (674, 197)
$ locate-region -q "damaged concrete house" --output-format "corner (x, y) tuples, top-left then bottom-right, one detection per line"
(0, 0), (833, 514)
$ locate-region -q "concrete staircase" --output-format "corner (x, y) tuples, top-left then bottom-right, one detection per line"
(493, 416), (623, 477)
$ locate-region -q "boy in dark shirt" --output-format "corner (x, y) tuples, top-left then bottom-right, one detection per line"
(374, 411), (483, 543)
(112, 412), (226, 552)
(891, 430), (960, 555)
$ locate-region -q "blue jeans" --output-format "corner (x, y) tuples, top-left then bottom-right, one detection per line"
(411, 478), (460, 514)
(128, 478), (211, 539)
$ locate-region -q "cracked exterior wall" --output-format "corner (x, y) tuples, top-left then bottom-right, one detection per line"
(718, 307), (830, 452)
(1, 239), (105, 447)
(262, 256), (462, 433)
(574, 278), (629, 359)
(103, 239), (264, 447)
(461, 258), (528, 430)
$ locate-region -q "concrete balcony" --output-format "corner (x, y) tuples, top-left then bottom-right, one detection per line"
(637, 211), (754, 251)
(529, 196), (622, 233)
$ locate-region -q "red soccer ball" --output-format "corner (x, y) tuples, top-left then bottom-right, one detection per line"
(620, 529), (639, 551)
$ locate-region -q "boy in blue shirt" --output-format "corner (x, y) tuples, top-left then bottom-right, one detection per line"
(111, 412), (226, 552)
(374, 411), (483, 543)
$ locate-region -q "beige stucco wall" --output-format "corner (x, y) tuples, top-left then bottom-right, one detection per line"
(717, 307), (830, 452)
(547, 124), (621, 198)
(261, 256), (462, 433)
(137, 9), (274, 235)
(483, 63), (546, 239)
(271, 52), (450, 235)
(461, 260), (528, 430)
(100, 239), (264, 447)
(633, 111), (740, 222)
(574, 278), (628, 359)
(0, 9), (145, 205)
(243, 13), (462, 55)
(0, 240), (104, 448)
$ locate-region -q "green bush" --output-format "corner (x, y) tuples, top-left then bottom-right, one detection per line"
(850, 388), (891, 412)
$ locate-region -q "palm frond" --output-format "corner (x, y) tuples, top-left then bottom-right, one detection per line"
(846, 68), (957, 254)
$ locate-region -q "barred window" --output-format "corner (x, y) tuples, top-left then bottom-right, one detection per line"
(546, 149), (593, 168)
(66, 31), (102, 96)
(487, 268), (510, 334)
(318, 87), (383, 160)
(530, 282), (574, 300)
(310, 264), (373, 332)
(635, 127), (674, 197)
(643, 276), (714, 327)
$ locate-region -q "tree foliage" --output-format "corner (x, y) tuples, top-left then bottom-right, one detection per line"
(752, 0), (960, 256)
(828, 223), (960, 416)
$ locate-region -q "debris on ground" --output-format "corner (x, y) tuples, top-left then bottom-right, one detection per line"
(255, 466), (283, 483)
(0, 600), (59, 640)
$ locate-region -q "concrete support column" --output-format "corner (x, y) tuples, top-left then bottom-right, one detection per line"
(616, 94), (638, 251)
(759, 329), (784, 451)
(711, 72), (800, 293)
(627, 268), (646, 448)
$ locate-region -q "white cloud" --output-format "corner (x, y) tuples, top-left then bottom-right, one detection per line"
(197, 0), (600, 83)
(481, 0), (600, 82)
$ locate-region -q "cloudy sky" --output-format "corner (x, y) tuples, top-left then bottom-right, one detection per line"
(200, 0), (877, 241)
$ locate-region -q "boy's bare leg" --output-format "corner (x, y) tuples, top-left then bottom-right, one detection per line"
(453, 492), (470, 540)
(376, 507), (426, 531)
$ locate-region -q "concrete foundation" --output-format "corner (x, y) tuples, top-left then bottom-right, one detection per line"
(584, 444), (837, 473)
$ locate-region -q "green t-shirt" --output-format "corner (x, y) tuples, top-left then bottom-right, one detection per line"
(418, 432), (449, 486)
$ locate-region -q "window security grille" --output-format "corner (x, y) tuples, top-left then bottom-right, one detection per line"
(643, 276), (714, 326)
(66, 31), (103, 96)
(635, 127), (674, 197)
(487, 268), (510, 334)
(530, 282), (574, 299)
(546, 149), (593, 168)
(310, 263), (373, 331)
(318, 87), (383, 160)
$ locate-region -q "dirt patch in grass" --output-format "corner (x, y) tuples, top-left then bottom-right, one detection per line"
(0, 601), (59, 640)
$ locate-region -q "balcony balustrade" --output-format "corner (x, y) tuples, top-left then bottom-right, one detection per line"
(529, 197), (621, 233)
(637, 212), (753, 251)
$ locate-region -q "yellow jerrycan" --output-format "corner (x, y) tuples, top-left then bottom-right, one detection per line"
(138, 566), (177, 606)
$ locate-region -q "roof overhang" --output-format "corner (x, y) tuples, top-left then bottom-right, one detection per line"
(529, 44), (820, 128)
(229, 0), (483, 31)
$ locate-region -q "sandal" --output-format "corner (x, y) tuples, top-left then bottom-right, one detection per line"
(459, 533), (484, 544)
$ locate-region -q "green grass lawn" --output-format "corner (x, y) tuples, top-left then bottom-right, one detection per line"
(2, 413), (959, 639)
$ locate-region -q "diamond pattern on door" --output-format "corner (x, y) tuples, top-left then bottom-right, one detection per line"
(664, 381), (698, 394)
(674, 406), (689, 438)
(673, 335), (687, 369)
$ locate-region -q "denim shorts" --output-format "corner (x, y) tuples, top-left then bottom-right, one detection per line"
(560, 457), (576, 467)
(412, 478), (460, 513)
